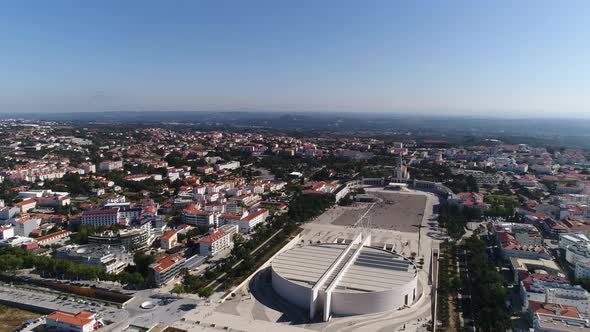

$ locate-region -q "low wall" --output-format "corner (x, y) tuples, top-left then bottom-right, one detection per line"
(0, 298), (54, 314)
(0, 274), (133, 305)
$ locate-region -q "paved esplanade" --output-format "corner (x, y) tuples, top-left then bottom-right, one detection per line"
(271, 233), (418, 322)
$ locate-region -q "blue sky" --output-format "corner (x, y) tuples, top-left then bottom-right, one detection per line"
(1, 1), (590, 117)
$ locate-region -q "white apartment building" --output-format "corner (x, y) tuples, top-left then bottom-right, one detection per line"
(182, 206), (217, 226)
(521, 278), (590, 314)
(0, 225), (14, 239)
(0, 206), (19, 220)
(197, 224), (238, 256)
(221, 208), (269, 233)
(11, 217), (40, 237)
(79, 162), (96, 174)
(99, 160), (123, 172)
(214, 161), (240, 171)
(560, 233), (590, 266)
(15, 198), (37, 213)
(160, 230), (178, 250)
(149, 252), (186, 287)
(80, 208), (120, 227)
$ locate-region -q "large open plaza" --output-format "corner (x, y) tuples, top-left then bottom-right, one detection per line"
(330, 191), (427, 232)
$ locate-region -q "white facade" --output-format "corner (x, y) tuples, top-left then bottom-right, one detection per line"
(271, 240), (418, 321)
(46, 310), (96, 332)
(182, 209), (217, 226)
(521, 280), (590, 314)
(99, 160), (123, 171)
(11, 217), (40, 237)
(561, 233), (590, 265)
(0, 206), (19, 220)
(214, 161), (240, 171)
(222, 208), (269, 233)
(81, 209), (120, 227)
(0, 225), (14, 239)
(197, 224), (238, 256)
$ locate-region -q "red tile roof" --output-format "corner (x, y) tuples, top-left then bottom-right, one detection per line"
(47, 310), (95, 327)
(529, 301), (580, 318)
(198, 228), (227, 244)
(182, 204), (210, 215)
(520, 272), (569, 290)
(160, 230), (177, 240)
(81, 208), (118, 217)
(15, 198), (36, 207)
(152, 253), (183, 273)
(35, 230), (71, 243)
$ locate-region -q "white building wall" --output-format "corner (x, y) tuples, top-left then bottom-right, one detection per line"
(330, 279), (416, 316)
(271, 264), (418, 318)
(271, 267), (312, 309)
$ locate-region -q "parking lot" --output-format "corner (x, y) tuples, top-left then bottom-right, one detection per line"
(0, 283), (126, 329)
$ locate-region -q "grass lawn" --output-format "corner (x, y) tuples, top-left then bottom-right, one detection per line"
(0, 305), (40, 332)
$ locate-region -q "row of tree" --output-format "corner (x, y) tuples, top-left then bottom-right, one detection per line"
(0, 246), (154, 289)
(484, 195), (517, 217)
(436, 241), (461, 330)
(463, 236), (511, 332)
(0, 246), (103, 280)
(438, 203), (481, 240)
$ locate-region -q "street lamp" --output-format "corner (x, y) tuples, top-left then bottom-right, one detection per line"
(412, 223), (427, 257)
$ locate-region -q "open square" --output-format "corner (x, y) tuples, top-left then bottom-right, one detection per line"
(331, 191), (427, 232)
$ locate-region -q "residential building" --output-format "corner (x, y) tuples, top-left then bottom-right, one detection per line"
(0, 225), (14, 240)
(520, 274), (590, 314)
(80, 208), (119, 227)
(214, 161), (240, 171)
(197, 224), (238, 256)
(494, 222), (550, 260)
(182, 205), (217, 226)
(575, 259), (590, 280)
(449, 192), (490, 210)
(148, 252), (186, 287)
(560, 233), (590, 266)
(34, 229), (71, 246)
(46, 310), (98, 332)
(219, 208), (269, 233)
(528, 301), (589, 332)
(11, 217), (40, 237)
(0, 206), (19, 220)
(160, 230), (178, 250)
(99, 160), (123, 171)
(15, 198), (37, 213)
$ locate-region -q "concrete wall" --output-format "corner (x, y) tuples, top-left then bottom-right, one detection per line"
(271, 267), (311, 310)
(0, 298), (55, 314)
(271, 265), (418, 317)
(330, 277), (417, 316)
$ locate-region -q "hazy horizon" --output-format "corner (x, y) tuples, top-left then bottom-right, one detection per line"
(4, 109), (590, 121)
(2, 1), (590, 117)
